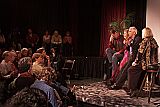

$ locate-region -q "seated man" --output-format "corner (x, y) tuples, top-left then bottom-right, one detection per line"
(104, 30), (124, 81)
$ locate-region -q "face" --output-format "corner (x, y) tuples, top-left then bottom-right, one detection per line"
(123, 31), (128, 39)
(128, 28), (135, 38)
(114, 32), (120, 39)
(28, 29), (32, 33)
(142, 29), (145, 38)
(54, 31), (58, 36)
(45, 31), (48, 35)
(36, 56), (44, 64)
(22, 50), (28, 56)
(28, 59), (32, 66)
(9, 53), (16, 62)
(42, 50), (46, 56)
(66, 32), (70, 36)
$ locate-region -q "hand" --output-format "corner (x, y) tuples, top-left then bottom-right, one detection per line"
(132, 62), (138, 66)
(46, 55), (50, 60)
(115, 52), (120, 55)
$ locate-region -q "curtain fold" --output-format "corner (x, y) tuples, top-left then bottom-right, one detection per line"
(100, 0), (126, 56)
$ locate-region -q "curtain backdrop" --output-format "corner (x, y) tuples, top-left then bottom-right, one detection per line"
(100, 0), (126, 56)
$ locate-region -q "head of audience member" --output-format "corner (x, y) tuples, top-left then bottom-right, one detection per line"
(28, 48), (32, 57)
(50, 48), (56, 57)
(9, 51), (17, 63)
(45, 30), (49, 35)
(2, 51), (10, 62)
(128, 26), (137, 39)
(28, 28), (32, 34)
(142, 27), (153, 39)
(32, 53), (44, 64)
(66, 31), (70, 36)
(18, 57), (32, 73)
(21, 48), (28, 57)
(36, 48), (46, 56)
(53, 30), (59, 36)
(4, 88), (48, 107)
(16, 51), (22, 60)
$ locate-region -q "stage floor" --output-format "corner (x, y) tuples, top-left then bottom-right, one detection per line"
(70, 78), (160, 107)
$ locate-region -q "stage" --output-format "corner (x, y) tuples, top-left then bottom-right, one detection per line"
(71, 78), (160, 107)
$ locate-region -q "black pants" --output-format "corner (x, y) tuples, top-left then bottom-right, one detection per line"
(128, 65), (145, 90)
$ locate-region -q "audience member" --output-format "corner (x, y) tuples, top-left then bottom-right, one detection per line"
(30, 67), (61, 107)
(51, 30), (62, 55)
(26, 28), (39, 52)
(21, 48), (28, 58)
(63, 31), (73, 57)
(4, 87), (48, 107)
(42, 30), (51, 54)
(0, 29), (6, 51)
(32, 53), (44, 75)
(36, 47), (51, 67)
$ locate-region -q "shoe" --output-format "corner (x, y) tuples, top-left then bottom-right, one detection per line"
(123, 87), (131, 95)
(109, 84), (122, 90)
(105, 79), (114, 86)
(130, 90), (138, 98)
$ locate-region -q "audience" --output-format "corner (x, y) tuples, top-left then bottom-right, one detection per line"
(1, 25), (159, 106)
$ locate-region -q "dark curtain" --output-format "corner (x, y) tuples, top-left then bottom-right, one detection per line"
(100, 0), (126, 56)
(0, 0), (102, 57)
(126, 0), (146, 32)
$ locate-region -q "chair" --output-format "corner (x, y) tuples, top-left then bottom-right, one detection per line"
(62, 59), (75, 84)
(137, 63), (160, 103)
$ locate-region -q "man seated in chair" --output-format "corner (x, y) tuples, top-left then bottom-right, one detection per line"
(128, 27), (159, 97)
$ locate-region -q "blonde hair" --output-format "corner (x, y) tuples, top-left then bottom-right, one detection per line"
(142, 27), (153, 38)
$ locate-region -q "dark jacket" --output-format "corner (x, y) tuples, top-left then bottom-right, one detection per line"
(127, 35), (142, 62)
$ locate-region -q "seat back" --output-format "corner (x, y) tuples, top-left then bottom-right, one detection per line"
(62, 59), (75, 70)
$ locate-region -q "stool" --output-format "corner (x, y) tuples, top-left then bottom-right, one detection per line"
(137, 64), (159, 103)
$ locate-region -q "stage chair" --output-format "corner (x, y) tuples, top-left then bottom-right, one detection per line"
(137, 63), (160, 103)
(62, 59), (75, 84)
